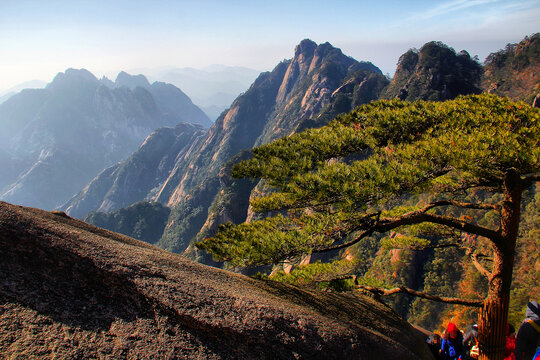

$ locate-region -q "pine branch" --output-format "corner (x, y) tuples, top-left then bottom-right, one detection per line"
(471, 253), (493, 279)
(475, 254), (494, 261)
(311, 202), (502, 254)
(464, 246), (493, 279)
(378, 209), (502, 245)
(314, 275), (484, 307)
(400, 237), (494, 280)
(356, 284), (484, 307)
(312, 227), (376, 253)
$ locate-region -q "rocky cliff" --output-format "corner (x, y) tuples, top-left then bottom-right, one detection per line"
(0, 69), (209, 210)
(482, 33), (540, 104)
(64, 122), (206, 218)
(0, 200), (432, 359)
(71, 38), (526, 255)
(383, 41), (483, 101)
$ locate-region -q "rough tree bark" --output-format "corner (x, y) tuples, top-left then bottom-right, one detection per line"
(478, 169), (521, 360)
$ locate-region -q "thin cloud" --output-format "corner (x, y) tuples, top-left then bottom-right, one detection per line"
(414, 0), (499, 20)
(498, 0), (540, 12)
(381, 0), (539, 41)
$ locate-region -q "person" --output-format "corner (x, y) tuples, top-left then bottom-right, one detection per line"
(504, 324), (516, 360)
(427, 333), (442, 360)
(515, 301), (540, 360)
(532, 336), (540, 360)
(441, 322), (464, 360)
(462, 324), (479, 360)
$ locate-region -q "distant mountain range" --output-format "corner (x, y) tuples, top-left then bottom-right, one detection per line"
(131, 65), (261, 120)
(0, 80), (47, 105)
(0, 69), (209, 209)
(1, 65), (260, 121)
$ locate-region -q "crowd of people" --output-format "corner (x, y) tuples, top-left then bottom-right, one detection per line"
(426, 301), (540, 360)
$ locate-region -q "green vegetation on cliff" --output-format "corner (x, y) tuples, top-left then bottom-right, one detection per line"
(84, 201), (170, 244)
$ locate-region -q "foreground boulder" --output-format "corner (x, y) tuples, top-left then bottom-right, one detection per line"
(0, 201), (432, 359)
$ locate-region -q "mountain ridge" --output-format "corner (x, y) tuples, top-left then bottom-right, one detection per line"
(19, 37), (540, 255)
(482, 33), (540, 104)
(64, 122), (207, 217)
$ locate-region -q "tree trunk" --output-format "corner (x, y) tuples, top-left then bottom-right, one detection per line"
(478, 170), (521, 360)
(478, 273), (510, 360)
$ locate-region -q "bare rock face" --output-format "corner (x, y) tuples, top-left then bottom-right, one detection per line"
(0, 201), (432, 359)
(63, 122), (206, 218)
(482, 33), (540, 104)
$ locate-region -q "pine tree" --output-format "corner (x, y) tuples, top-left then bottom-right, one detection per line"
(197, 94), (539, 360)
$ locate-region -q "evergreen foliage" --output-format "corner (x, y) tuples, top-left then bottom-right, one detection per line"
(85, 201), (170, 244)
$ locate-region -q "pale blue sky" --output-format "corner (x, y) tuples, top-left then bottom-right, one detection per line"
(1, 0), (538, 91)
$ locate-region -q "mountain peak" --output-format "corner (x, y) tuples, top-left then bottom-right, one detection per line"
(294, 39), (317, 57)
(99, 76), (115, 88)
(47, 68), (99, 90)
(316, 41), (338, 53)
(115, 71), (151, 89)
(64, 68), (98, 81)
(382, 40), (482, 101)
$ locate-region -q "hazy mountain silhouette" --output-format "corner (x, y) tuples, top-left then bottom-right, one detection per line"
(154, 65), (261, 120)
(0, 69), (209, 209)
(0, 79), (47, 104)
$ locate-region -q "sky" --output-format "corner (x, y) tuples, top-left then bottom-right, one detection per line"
(0, 0), (539, 92)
